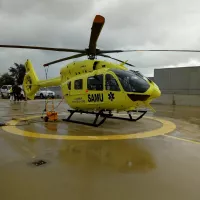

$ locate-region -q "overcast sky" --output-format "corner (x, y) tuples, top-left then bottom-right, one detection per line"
(0, 0), (200, 79)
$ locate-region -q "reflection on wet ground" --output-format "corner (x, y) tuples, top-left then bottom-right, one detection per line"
(153, 104), (200, 142)
(153, 104), (200, 124)
(0, 99), (200, 200)
(57, 140), (156, 173)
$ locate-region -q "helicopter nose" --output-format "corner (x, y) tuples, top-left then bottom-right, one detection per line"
(151, 87), (161, 99)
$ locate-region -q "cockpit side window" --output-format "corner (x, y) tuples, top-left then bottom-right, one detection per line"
(111, 69), (150, 93)
(105, 74), (120, 91)
(87, 74), (103, 91)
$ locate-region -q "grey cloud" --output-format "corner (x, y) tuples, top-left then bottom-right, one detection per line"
(0, 0), (95, 20)
(1, 0), (200, 79)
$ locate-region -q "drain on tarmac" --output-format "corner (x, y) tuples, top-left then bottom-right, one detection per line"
(32, 160), (47, 166)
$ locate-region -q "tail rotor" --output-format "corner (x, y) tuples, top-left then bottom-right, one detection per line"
(23, 60), (40, 100)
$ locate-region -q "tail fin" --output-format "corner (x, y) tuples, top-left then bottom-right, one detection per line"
(23, 59), (61, 100)
(23, 60), (40, 100)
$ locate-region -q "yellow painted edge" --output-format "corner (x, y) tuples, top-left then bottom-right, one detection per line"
(2, 115), (176, 141)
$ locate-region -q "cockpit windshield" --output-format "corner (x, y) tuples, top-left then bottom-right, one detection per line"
(111, 69), (150, 93)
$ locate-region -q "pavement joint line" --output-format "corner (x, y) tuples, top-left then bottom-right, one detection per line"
(164, 135), (200, 145)
(21, 146), (36, 158)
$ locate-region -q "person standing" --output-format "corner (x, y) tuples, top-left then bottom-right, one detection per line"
(22, 84), (27, 101)
(12, 83), (18, 101)
(9, 86), (14, 101)
(15, 85), (22, 101)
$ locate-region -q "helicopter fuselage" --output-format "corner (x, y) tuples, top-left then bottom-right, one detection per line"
(59, 60), (161, 112)
(23, 59), (161, 112)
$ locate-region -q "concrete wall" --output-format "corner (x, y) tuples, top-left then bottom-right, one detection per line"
(154, 66), (200, 95)
(152, 94), (200, 106)
(152, 66), (200, 106)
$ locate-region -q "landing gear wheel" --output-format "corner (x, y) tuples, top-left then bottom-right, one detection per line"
(44, 116), (49, 122)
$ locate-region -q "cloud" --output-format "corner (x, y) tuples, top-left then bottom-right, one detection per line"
(0, 0), (200, 79)
(162, 58), (200, 68)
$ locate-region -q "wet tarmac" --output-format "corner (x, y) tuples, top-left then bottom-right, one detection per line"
(0, 99), (200, 200)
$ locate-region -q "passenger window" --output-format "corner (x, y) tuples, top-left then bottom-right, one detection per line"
(87, 75), (103, 91)
(67, 81), (71, 90)
(105, 74), (120, 91)
(74, 79), (83, 90)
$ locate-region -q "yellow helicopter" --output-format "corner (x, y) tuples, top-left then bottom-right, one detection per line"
(0, 15), (198, 126)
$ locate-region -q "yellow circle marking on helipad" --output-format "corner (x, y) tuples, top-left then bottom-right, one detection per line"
(2, 115), (176, 141)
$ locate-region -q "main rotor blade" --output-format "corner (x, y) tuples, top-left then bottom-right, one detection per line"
(100, 49), (200, 53)
(88, 15), (105, 55)
(43, 53), (86, 67)
(0, 45), (85, 53)
(99, 54), (135, 67)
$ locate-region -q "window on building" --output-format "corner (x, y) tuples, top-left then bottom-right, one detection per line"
(87, 75), (103, 91)
(74, 79), (83, 90)
(105, 74), (120, 91)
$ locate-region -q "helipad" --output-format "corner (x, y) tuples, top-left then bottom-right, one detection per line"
(2, 114), (176, 140)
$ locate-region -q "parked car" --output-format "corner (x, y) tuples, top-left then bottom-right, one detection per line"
(35, 89), (55, 99)
(0, 85), (12, 98)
